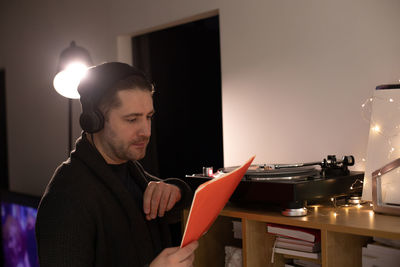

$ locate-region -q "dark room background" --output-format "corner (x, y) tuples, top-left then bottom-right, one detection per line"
(132, 15), (224, 180)
(0, 69), (8, 189)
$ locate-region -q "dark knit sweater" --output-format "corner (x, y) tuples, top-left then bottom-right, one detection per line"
(35, 134), (192, 267)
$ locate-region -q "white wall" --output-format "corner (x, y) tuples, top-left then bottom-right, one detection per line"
(1, 0), (399, 196)
(220, 0), (400, 166)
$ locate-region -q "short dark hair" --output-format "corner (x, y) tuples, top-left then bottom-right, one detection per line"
(78, 62), (154, 120)
(98, 74), (155, 119)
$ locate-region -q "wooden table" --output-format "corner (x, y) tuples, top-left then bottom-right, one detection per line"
(183, 202), (400, 267)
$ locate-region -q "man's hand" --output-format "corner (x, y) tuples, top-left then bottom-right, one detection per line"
(143, 181), (181, 220)
(150, 241), (198, 267)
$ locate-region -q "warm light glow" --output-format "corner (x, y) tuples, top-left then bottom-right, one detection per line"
(333, 212), (337, 217)
(371, 125), (381, 133)
(362, 158), (366, 162)
(53, 62), (88, 99)
(389, 98), (394, 102)
(369, 211), (374, 216)
(356, 204), (362, 208)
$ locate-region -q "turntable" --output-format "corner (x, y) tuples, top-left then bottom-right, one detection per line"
(184, 155), (364, 216)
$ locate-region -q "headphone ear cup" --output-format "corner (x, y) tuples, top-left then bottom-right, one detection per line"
(79, 109), (104, 133)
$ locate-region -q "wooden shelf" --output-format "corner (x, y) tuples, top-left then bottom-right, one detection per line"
(183, 203), (400, 267)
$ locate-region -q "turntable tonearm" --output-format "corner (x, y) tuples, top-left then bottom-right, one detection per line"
(184, 155), (364, 217)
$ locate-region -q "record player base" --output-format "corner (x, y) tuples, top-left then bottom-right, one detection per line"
(182, 203), (400, 267)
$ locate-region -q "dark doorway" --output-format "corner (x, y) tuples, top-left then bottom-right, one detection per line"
(0, 69), (9, 189)
(132, 15), (223, 180)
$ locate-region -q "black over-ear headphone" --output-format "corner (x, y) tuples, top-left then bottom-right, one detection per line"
(79, 97), (105, 133)
(77, 62), (150, 133)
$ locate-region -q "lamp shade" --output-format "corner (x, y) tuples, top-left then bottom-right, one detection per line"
(53, 41), (93, 99)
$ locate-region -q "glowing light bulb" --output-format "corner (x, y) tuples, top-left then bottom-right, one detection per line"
(362, 158), (366, 162)
(389, 98), (394, 103)
(372, 125), (381, 133)
(53, 62), (89, 99)
(391, 147), (395, 152)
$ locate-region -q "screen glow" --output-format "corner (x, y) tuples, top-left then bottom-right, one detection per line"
(1, 202), (38, 267)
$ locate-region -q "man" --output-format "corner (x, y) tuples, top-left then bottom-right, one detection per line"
(35, 62), (198, 267)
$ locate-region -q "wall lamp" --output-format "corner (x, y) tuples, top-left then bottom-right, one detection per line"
(53, 41), (93, 154)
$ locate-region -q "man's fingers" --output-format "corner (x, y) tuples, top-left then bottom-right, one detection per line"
(158, 187), (170, 217)
(144, 182), (181, 220)
(149, 184), (163, 219)
(176, 241), (199, 261)
(143, 182), (157, 215)
(162, 246), (180, 256)
(149, 242), (198, 267)
(182, 252), (195, 266)
(167, 243), (197, 266)
(166, 187), (180, 211)
(165, 193), (176, 212)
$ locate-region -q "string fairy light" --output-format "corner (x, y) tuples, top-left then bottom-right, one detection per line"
(310, 94), (400, 215)
(349, 179), (363, 190)
(326, 182), (366, 214)
(361, 95), (400, 160)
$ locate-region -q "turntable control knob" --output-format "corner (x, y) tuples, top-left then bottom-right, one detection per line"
(202, 167), (214, 177)
(342, 156), (355, 166)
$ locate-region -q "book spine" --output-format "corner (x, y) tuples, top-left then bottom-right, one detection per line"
(267, 224), (320, 242)
(274, 247), (320, 259)
(267, 227), (315, 242)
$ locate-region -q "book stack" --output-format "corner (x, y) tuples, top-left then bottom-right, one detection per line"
(267, 223), (321, 261)
(362, 237), (400, 267)
(285, 259), (321, 267)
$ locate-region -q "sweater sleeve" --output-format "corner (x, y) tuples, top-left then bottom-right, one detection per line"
(133, 161), (193, 208)
(162, 177), (193, 209)
(35, 190), (96, 267)
(162, 177), (193, 225)
(134, 161), (193, 224)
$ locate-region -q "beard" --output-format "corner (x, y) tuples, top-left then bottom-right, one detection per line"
(99, 126), (150, 163)
(110, 137), (149, 162)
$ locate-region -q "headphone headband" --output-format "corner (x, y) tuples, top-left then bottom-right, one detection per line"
(78, 62), (148, 105)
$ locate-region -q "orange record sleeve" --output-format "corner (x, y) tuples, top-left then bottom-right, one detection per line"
(180, 156), (255, 247)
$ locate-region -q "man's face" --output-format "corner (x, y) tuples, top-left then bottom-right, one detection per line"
(98, 89), (154, 164)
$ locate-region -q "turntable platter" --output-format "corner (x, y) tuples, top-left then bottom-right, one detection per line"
(221, 165), (319, 181)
